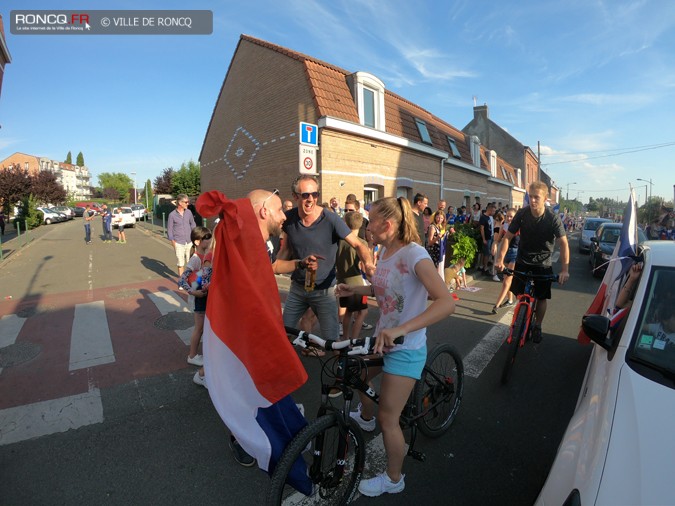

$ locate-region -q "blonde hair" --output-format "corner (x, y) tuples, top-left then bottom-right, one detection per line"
(344, 210), (363, 231)
(528, 181), (549, 196)
(371, 197), (420, 245)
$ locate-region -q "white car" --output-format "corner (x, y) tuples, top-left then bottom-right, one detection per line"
(129, 204), (147, 220)
(536, 240), (675, 506)
(111, 207), (136, 228)
(37, 207), (65, 225)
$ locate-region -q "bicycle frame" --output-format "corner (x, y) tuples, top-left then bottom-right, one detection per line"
(507, 284), (537, 347)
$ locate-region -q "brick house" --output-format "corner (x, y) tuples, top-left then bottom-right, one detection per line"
(200, 35), (520, 210)
(0, 14), (11, 105)
(462, 104), (558, 206)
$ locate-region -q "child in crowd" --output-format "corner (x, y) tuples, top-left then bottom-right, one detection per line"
(445, 258), (467, 291)
(335, 196), (454, 498)
(178, 226), (213, 387)
(336, 208), (369, 341)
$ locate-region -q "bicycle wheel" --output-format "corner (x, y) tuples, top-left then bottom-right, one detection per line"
(501, 305), (527, 384)
(414, 343), (464, 438)
(266, 413), (366, 506)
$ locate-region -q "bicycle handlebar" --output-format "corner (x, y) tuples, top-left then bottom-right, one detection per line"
(285, 326), (403, 355)
(501, 267), (559, 282)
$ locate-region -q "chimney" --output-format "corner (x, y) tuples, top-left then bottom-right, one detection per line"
(474, 103), (489, 121)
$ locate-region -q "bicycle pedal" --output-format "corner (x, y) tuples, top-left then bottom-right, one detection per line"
(408, 449), (426, 462)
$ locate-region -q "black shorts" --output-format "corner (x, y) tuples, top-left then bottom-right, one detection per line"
(194, 294), (207, 313)
(510, 262), (553, 300)
(339, 294), (368, 312)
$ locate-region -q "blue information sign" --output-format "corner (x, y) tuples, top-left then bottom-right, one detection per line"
(299, 122), (318, 146)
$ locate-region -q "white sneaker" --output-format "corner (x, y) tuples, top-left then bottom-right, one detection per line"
(493, 274), (501, 282)
(193, 371), (207, 388)
(187, 354), (204, 366)
(358, 472), (405, 497)
(349, 404), (376, 432)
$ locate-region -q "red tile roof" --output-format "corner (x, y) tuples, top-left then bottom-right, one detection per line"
(239, 35), (492, 174)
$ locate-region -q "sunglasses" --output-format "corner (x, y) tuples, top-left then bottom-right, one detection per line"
(295, 191), (319, 200)
(261, 189), (280, 209)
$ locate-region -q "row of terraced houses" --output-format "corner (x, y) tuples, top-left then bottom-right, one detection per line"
(199, 35), (559, 209)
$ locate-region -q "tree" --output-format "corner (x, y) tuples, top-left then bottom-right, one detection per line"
(153, 167), (174, 194)
(586, 197), (599, 213)
(14, 194), (42, 230)
(76, 152), (85, 167)
(144, 179), (153, 210)
(31, 171), (67, 205)
(171, 160), (201, 196)
(0, 164), (32, 214)
(97, 172), (133, 202)
(102, 187), (120, 201)
(65, 151), (72, 164)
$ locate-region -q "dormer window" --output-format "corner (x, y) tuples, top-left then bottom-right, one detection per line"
(447, 137), (461, 159)
(415, 119), (432, 145)
(354, 72), (385, 131)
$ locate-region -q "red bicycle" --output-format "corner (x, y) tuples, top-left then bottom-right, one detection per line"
(501, 268), (559, 384)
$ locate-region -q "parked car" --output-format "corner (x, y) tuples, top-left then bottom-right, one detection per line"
(37, 207), (65, 225)
(74, 202), (102, 215)
(51, 206), (74, 220)
(536, 241), (675, 506)
(130, 204), (147, 220)
(589, 222), (647, 277)
(72, 206), (86, 217)
(579, 217), (612, 253)
(111, 207), (136, 228)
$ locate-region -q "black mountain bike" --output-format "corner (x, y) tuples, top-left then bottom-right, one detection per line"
(500, 268), (559, 384)
(266, 327), (464, 505)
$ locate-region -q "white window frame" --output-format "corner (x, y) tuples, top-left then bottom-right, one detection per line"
(355, 72), (386, 132)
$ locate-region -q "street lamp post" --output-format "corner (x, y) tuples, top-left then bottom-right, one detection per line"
(566, 182), (577, 201)
(130, 171), (137, 205)
(637, 178), (653, 225)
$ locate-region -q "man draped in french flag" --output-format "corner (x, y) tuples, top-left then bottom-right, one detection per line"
(578, 189), (639, 343)
(195, 190), (312, 494)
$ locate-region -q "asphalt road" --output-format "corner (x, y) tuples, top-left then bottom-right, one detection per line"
(0, 219), (598, 505)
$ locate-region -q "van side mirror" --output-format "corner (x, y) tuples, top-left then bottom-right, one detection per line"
(581, 314), (612, 350)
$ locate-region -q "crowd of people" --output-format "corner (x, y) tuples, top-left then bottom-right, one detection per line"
(170, 178), (573, 498)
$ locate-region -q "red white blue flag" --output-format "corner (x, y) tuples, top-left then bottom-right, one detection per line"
(196, 191), (311, 493)
(578, 189), (638, 343)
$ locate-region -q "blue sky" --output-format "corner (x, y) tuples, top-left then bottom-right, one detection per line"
(1, 0), (674, 205)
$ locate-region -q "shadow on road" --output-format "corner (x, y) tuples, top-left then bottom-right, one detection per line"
(140, 255), (176, 282)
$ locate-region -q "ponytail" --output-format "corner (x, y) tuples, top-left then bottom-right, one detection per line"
(371, 197), (420, 245)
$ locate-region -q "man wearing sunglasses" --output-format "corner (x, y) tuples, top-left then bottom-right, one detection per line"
(168, 194), (197, 278)
(280, 175), (375, 343)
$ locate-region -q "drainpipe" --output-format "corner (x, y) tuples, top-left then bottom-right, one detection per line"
(439, 156), (448, 202)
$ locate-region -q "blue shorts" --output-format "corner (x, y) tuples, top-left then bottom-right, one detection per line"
(383, 345), (427, 380)
(482, 239), (493, 256)
(504, 248), (518, 264)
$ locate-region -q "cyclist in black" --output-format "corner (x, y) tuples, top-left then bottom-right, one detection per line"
(494, 181), (569, 342)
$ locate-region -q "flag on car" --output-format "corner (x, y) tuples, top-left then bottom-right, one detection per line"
(578, 189), (638, 344)
(196, 191), (311, 494)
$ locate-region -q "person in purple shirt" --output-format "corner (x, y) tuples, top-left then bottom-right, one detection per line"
(167, 194), (197, 278)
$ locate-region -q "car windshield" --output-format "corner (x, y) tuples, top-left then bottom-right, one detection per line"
(585, 220), (607, 231)
(601, 228), (621, 243)
(627, 267), (675, 384)
(121, 209), (133, 214)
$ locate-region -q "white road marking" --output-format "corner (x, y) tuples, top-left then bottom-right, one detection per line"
(463, 310), (513, 378)
(69, 301), (115, 371)
(147, 291), (193, 345)
(0, 314), (27, 375)
(0, 387), (103, 446)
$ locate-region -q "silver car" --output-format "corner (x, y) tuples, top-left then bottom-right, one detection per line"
(579, 217), (611, 253)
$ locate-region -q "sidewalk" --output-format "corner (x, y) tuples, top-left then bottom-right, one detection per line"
(0, 222), (55, 269)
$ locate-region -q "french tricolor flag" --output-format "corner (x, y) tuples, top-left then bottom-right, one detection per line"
(578, 189), (638, 343)
(196, 191), (311, 494)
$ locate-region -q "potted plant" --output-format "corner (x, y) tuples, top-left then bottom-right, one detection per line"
(447, 230), (478, 268)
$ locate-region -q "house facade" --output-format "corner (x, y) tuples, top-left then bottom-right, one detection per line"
(462, 104), (559, 206)
(200, 35), (520, 211)
(0, 152), (92, 200)
(0, 15), (11, 105)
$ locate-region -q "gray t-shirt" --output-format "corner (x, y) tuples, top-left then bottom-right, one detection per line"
(283, 209), (352, 290)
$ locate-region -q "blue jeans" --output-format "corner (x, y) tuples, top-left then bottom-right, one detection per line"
(103, 223), (112, 241)
(84, 223), (91, 242)
(283, 282), (339, 341)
